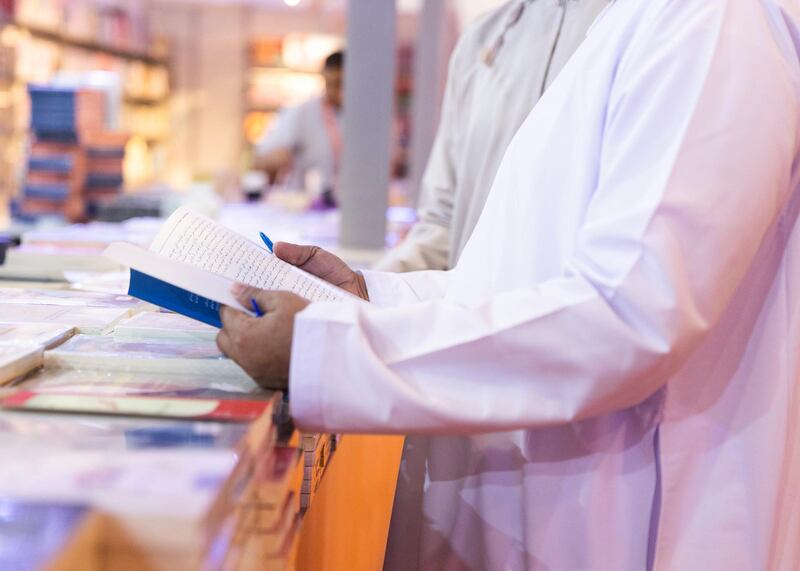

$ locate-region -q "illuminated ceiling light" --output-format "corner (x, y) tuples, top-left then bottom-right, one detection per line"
(284, 0), (302, 6)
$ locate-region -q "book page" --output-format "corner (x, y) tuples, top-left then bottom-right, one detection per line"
(149, 207), (350, 302)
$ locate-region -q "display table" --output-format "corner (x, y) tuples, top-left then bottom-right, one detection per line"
(296, 435), (405, 571)
(0, 199), (411, 569)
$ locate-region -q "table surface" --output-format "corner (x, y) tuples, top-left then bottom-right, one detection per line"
(0, 199), (408, 570)
(296, 435), (405, 571)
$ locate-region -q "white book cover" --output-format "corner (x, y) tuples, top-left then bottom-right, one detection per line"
(2, 245), (124, 272)
(0, 323), (75, 349)
(114, 311), (218, 342)
(0, 306), (131, 335)
(21, 368), (262, 397)
(44, 335), (252, 382)
(0, 346), (43, 385)
(0, 288), (145, 310)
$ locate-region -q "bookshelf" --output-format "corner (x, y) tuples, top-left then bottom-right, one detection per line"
(243, 34), (335, 155)
(11, 21), (167, 67)
(0, 0), (171, 199)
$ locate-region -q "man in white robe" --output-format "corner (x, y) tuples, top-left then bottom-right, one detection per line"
(377, 2), (608, 565)
(218, 0), (800, 568)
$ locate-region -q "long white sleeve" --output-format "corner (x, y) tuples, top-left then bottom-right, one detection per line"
(289, 0), (800, 434)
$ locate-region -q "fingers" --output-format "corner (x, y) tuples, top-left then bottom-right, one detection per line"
(231, 283), (263, 309)
(220, 304), (252, 332)
(254, 291), (299, 313)
(216, 328), (233, 358)
(273, 242), (354, 286)
(230, 284), (294, 314)
(273, 242), (317, 267)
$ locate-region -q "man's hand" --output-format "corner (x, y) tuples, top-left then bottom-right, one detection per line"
(273, 242), (369, 300)
(217, 285), (309, 391)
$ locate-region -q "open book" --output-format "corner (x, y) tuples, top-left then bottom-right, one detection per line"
(104, 207), (354, 327)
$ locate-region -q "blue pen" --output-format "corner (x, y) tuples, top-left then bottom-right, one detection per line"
(250, 298), (263, 317)
(259, 232), (273, 253)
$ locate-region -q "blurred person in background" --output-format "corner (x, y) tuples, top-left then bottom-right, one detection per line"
(254, 50), (344, 204)
(377, 0), (609, 272)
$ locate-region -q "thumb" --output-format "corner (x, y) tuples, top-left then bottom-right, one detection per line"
(273, 242), (319, 267)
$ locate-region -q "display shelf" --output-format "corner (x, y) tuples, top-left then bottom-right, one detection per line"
(11, 21), (167, 67)
(249, 64), (321, 77)
(123, 95), (168, 107)
(246, 104), (280, 113)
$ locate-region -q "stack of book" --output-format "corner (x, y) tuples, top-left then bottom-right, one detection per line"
(84, 132), (129, 216)
(300, 433), (335, 510)
(0, 205), (360, 567)
(0, 408), (293, 569)
(0, 401), (303, 569)
(0, 291), (141, 335)
(16, 86), (128, 223)
(219, 444), (304, 570)
(18, 86), (95, 221)
(44, 335), (253, 381)
(0, 219), (160, 281)
(0, 323), (76, 350)
(0, 244), (125, 281)
(113, 311), (219, 343)
(0, 318), (304, 570)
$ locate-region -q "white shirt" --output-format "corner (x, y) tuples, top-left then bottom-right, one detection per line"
(380, 2), (610, 565)
(254, 96), (340, 189)
(291, 0), (800, 569)
(377, 0), (609, 272)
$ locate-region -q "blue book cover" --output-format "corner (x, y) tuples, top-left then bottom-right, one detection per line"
(104, 241), (257, 329)
(86, 173), (124, 189)
(87, 147), (126, 159)
(23, 184), (70, 201)
(128, 269), (225, 328)
(28, 156), (73, 173)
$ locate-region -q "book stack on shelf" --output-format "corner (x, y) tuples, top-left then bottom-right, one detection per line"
(21, 84), (91, 219)
(17, 85), (131, 223)
(0, 43), (18, 207)
(84, 131), (128, 211)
